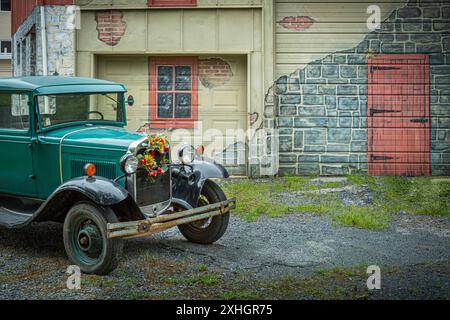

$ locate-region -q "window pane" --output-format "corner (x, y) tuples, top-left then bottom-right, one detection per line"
(1, 0), (10, 11)
(1, 41), (11, 53)
(157, 66), (173, 91)
(175, 66), (191, 90)
(37, 93), (123, 128)
(0, 93), (29, 130)
(175, 93), (191, 118)
(157, 93), (173, 118)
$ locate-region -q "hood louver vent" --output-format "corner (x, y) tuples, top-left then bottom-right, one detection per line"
(70, 159), (117, 179)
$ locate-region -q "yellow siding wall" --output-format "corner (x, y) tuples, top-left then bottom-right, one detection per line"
(275, 0), (403, 77)
(0, 60), (11, 77)
(0, 11), (10, 40)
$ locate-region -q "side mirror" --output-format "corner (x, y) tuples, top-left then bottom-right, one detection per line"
(127, 95), (134, 107)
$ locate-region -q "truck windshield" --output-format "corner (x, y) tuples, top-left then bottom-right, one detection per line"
(37, 93), (124, 128)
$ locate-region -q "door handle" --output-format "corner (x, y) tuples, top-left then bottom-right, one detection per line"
(410, 118), (428, 124)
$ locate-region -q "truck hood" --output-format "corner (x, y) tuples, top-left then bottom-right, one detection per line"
(40, 125), (146, 151)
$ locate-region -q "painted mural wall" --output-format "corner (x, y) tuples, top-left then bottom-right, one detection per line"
(269, 0), (450, 176)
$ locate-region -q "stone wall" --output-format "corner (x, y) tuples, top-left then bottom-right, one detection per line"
(270, 0), (450, 176)
(13, 5), (75, 77)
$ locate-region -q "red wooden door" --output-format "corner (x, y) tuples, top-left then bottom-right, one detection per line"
(368, 55), (430, 176)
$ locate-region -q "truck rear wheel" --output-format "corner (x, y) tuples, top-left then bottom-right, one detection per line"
(63, 202), (123, 275)
(178, 179), (230, 244)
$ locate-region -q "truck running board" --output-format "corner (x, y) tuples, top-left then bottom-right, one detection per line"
(107, 198), (236, 239)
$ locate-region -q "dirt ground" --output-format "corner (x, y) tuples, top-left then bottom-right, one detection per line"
(0, 177), (449, 300)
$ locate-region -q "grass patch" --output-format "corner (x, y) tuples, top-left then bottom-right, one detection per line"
(223, 175), (449, 229)
(186, 273), (221, 286)
(332, 206), (391, 230)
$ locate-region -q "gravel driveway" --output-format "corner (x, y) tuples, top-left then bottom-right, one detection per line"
(1, 209), (449, 299)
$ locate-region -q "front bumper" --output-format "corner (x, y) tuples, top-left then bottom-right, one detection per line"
(106, 198), (236, 239)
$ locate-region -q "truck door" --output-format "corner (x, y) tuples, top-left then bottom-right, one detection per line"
(0, 92), (37, 197)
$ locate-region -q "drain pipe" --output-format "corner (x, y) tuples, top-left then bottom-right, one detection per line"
(40, 6), (49, 114)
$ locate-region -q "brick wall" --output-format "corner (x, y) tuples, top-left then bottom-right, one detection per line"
(270, 0), (450, 176)
(198, 58), (233, 88)
(95, 10), (127, 47)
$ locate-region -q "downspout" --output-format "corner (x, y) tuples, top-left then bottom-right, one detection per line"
(40, 6), (50, 114)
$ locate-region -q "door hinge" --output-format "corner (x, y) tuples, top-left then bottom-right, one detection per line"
(371, 155), (397, 161)
(370, 108), (402, 116)
(410, 118), (429, 124)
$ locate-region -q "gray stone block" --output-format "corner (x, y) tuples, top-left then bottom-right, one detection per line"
(443, 7), (450, 19)
(431, 66), (450, 74)
(348, 55), (366, 65)
(370, 40), (381, 52)
(423, 7), (440, 18)
(411, 33), (441, 42)
(405, 42), (416, 53)
(327, 144), (350, 152)
(302, 84), (318, 94)
(279, 166), (297, 175)
(279, 136), (293, 152)
(307, 65), (322, 78)
(277, 117), (293, 127)
(321, 155), (350, 164)
(276, 76), (288, 94)
(328, 79), (349, 85)
(403, 19), (423, 32)
(279, 128), (293, 135)
(395, 33), (410, 42)
(430, 53), (445, 64)
(302, 95), (324, 105)
(338, 112), (352, 127)
(333, 55), (347, 64)
(321, 166), (349, 175)
(433, 21), (450, 31)
(356, 40), (369, 53)
(337, 85), (358, 95)
(323, 65), (339, 78)
(338, 97), (359, 111)
(318, 84), (336, 95)
(444, 38), (450, 52)
(358, 66), (368, 78)
(352, 129), (368, 141)
(280, 94), (302, 104)
(298, 154), (319, 163)
(416, 43), (443, 53)
(304, 129), (326, 145)
(398, 7), (421, 18)
(298, 163), (320, 174)
(279, 105), (297, 116)
(340, 66), (358, 78)
(381, 43), (404, 53)
(294, 130), (304, 149)
(351, 141), (367, 152)
(294, 117), (328, 128)
(325, 96), (337, 109)
(328, 128), (351, 144)
(304, 145), (326, 152)
(280, 154), (297, 163)
(380, 33), (395, 43)
(288, 78), (301, 91)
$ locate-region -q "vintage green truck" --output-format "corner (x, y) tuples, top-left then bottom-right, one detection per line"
(0, 76), (235, 275)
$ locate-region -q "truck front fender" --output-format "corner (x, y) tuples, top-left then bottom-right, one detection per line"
(33, 176), (145, 223)
(172, 157), (229, 208)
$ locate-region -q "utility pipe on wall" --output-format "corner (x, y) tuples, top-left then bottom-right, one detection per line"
(40, 6), (49, 114)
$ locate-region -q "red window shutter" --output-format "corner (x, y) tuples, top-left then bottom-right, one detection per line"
(149, 57), (198, 129)
(148, 0), (196, 7)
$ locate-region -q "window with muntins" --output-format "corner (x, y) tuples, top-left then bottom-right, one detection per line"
(149, 57), (198, 128)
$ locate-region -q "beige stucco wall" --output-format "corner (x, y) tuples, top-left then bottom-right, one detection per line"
(76, 7), (270, 132)
(275, 0), (404, 77)
(75, 0), (263, 9)
(0, 11), (10, 40)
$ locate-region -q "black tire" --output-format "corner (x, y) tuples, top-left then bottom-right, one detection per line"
(178, 179), (230, 244)
(63, 202), (123, 275)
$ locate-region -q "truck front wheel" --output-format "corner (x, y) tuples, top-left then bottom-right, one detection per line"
(63, 202), (123, 275)
(178, 179), (230, 244)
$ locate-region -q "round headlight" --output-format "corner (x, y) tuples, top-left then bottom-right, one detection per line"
(120, 154), (139, 174)
(178, 145), (195, 164)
